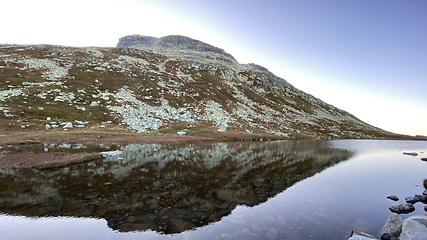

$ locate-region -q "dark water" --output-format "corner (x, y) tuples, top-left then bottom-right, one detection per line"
(0, 140), (426, 240)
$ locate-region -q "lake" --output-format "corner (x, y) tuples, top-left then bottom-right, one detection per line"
(0, 140), (426, 240)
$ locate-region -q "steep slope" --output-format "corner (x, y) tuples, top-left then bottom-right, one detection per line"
(0, 35), (399, 139)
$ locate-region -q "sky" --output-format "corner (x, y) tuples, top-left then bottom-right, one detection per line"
(2, 0), (426, 136)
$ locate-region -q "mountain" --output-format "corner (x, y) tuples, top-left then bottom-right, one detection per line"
(0, 35), (402, 140)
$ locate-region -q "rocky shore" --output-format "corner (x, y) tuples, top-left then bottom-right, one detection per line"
(349, 179), (427, 240)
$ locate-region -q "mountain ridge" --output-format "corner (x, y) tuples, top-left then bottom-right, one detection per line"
(0, 35), (408, 140)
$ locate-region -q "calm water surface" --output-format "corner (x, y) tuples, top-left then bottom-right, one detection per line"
(0, 140), (426, 240)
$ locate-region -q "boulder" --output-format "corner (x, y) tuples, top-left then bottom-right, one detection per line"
(380, 213), (403, 240)
(414, 194), (427, 203)
(389, 203), (415, 214)
(399, 214), (427, 240)
(405, 196), (420, 204)
(403, 152), (418, 156)
(387, 195), (399, 201)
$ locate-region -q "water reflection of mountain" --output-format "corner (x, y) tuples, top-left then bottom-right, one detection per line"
(0, 140), (351, 234)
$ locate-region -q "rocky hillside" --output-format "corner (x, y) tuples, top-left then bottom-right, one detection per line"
(0, 35), (400, 139)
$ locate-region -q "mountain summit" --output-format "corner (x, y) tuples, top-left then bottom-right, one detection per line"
(0, 35), (401, 139)
(117, 35), (235, 58)
(117, 35), (239, 68)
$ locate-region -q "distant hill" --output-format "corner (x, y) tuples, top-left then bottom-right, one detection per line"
(0, 35), (403, 139)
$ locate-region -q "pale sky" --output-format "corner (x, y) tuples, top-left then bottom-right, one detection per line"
(2, 0), (426, 136)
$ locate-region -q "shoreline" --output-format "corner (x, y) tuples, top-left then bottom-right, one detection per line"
(0, 129), (424, 169)
(0, 129), (283, 169)
(0, 129), (219, 169)
(0, 128), (422, 146)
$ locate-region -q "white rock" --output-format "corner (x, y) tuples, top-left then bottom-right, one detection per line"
(90, 101), (100, 107)
(177, 131), (186, 135)
(76, 106), (86, 111)
(348, 230), (377, 240)
(101, 150), (123, 157)
(399, 215), (427, 240)
(348, 236), (376, 240)
(63, 122), (73, 128)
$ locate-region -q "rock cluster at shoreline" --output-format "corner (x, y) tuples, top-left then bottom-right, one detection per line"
(380, 179), (427, 240)
(380, 213), (427, 240)
(349, 179), (427, 240)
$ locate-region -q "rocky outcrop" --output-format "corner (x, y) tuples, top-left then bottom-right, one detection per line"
(116, 34), (239, 67)
(378, 179), (427, 240)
